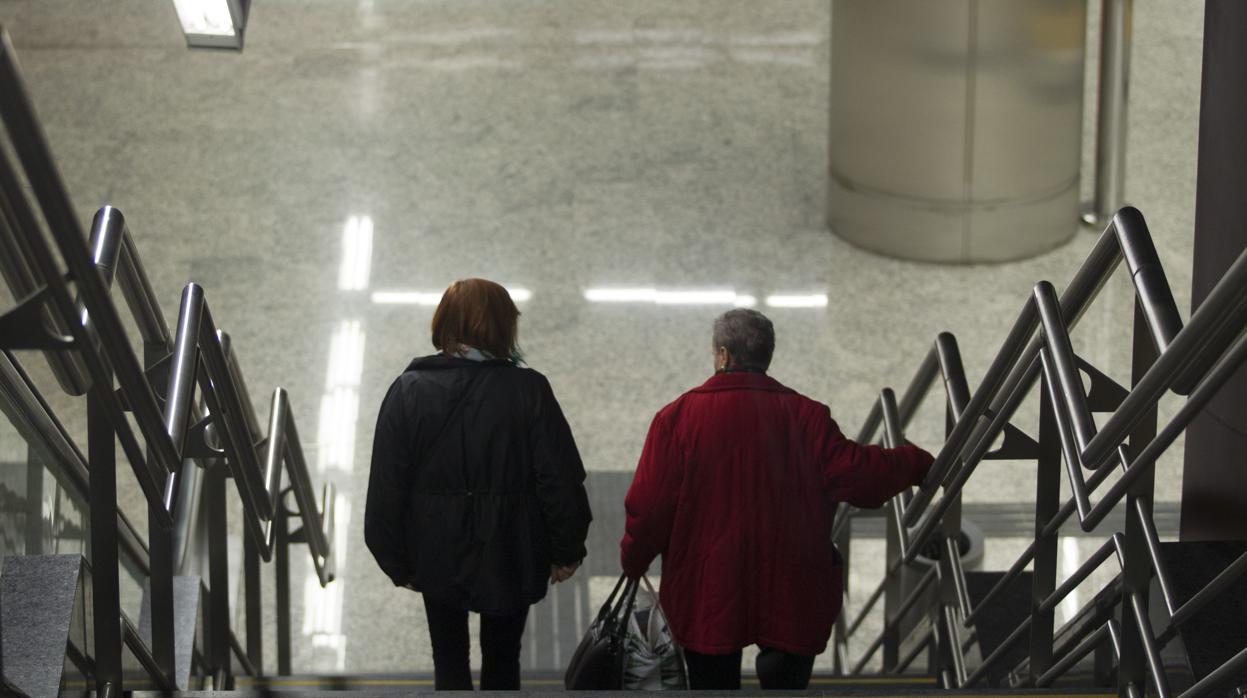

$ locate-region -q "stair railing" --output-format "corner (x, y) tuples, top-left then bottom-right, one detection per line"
(834, 206), (1247, 698)
(832, 332), (1039, 681)
(0, 27), (335, 694)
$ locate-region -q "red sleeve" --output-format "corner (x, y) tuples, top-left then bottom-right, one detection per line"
(620, 408), (684, 578)
(814, 405), (933, 509)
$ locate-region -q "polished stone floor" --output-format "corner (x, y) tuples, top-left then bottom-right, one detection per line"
(0, 0), (1206, 678)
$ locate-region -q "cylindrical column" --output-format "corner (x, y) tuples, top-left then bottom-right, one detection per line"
(1180, 0), (1247, 543)
(1084, 0), (1133, 225)
(828, 0), (1088, 262)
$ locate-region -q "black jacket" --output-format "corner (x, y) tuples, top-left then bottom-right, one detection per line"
(364, 355), (592, 614)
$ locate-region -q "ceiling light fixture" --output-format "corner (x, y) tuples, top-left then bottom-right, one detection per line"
(171, 0), (249, 50)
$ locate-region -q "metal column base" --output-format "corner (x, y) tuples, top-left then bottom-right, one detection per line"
(828, 0), (1087, 263)
(0, 555), (91, 698)
(138, 576), (205, 690)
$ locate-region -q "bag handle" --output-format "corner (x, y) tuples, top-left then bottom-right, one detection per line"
(594, 574), (628, 626)
(639, 576), (665, 640)
(609, 578), (641, 642)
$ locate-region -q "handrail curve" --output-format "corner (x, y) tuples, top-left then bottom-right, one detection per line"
(835, 206), (1247, 697)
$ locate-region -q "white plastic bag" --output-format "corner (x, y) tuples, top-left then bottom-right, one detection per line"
(622, 577), (688, 690)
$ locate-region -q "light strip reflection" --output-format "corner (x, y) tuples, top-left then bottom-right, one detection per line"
(371, 287), (532, 305)
(1060, 537), (1081, 624)
(324, 320), (365, 388)
(317, 319), (366, 474)
(307, 317), (363, 671)
(583, 288), (757, 307)
(338, 215), (373, 291)
(572, 28), (822, 72)
(317, 388), (359, 474)
(765, 294), (829, 308)
(302, 497), (352, 670)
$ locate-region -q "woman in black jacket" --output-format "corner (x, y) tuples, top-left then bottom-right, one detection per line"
(365, 278), (592, 690)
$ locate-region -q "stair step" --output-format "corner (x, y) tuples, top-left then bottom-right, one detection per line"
(228, 674), (939, 691)
(1159, 541), (1247, 686)
(141, 689), (1114, 698)
(134, 671), (1116, 696)
(964, 570), (1034, 687)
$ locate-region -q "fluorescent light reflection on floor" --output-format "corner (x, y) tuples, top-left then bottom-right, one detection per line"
(583, 288), (756, 307)
(581, 287), (758, 306)
(371, 287), (532, 305)
(1060, 537), (1082, 625)
(656, 289), (738, 305)
(324, 320), (365, 388)
(309, 317), (363, 671)
(338, 215), (373, 291)
(765, 293), (828, 308)
(371, 291), (442, 305)
(302, 497), (352, 670)
(318, 320), (365, 474)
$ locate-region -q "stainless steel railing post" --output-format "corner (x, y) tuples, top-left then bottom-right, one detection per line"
(87, 373), (124, 694)
(1084, 0), (1134, 226)
(205, 461), (233, 677)
(244, 520), (264, 673)
(275, 502), (293, 676)
(1115, 299), (1165, 698)
(1027, 371), (1063, 685)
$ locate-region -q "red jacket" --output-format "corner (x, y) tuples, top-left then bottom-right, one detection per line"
(620, 372), (933, 656)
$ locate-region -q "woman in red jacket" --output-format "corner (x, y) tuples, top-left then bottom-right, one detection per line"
(620, 308), (934, 690)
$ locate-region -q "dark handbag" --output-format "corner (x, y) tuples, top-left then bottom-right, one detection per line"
(564, 575), (640, 690)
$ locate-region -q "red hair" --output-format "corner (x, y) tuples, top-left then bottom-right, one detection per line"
(431, 278), (520, 359)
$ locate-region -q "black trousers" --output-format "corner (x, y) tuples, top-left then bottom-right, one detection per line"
(422, 594), (530, 690)
(684, 646), (816, 690)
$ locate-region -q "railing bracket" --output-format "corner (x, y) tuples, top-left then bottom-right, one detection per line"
(984, 423), (1041, 461)
(1076, 356), (1130, 412)
(0, 286), (76, 350)
(184, 414), (224, 460)
(143, 351), (174, 406)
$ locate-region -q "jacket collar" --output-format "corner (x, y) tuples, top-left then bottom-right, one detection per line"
(405, 354), (512, 372)
(691, 371), (797, 395)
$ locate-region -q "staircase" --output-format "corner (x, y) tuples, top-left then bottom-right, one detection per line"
(3, 22), (1247, 698)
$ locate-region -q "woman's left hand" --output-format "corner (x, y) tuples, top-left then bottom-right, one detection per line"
(550, 561), (581, 584)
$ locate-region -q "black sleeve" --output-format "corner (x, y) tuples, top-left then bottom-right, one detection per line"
(364, 379), (411, 586)
(531, 374), (593, 566)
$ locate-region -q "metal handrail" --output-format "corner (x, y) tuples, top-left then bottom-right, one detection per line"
(162, 292), (336, 579)
(904, 207), (1186, 531)
(834, 206), (1247, 696)
(88, 206), (172, 355)
(0, 167), (91, 396)
(833, 334), (974, 675)
(832, 332), (971, 543)
(0, 350), (151, 575)
(0, 26), (335, 691)
(83, 207), (209, 576)
(0, 53), (173, 516)
(122, 616), (176, 693)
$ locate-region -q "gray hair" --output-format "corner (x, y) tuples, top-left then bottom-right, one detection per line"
(712, 309), (775, 370)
